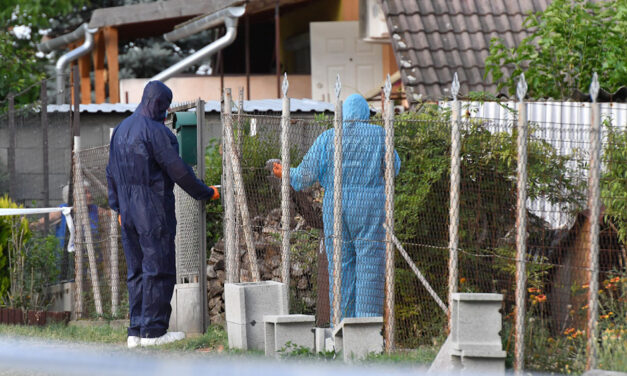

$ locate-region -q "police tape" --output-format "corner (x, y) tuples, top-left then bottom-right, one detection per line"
(0, 206), (75, 253)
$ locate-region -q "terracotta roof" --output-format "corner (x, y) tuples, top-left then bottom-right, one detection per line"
(380, 0), (550, 102)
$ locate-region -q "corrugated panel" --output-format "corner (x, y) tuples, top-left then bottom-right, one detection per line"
(441, 100), (627, 228)
(46, 99), (333, 114)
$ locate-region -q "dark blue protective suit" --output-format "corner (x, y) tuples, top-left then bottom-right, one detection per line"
(106, 81), (215, 338)
(290, 94), (400, 320)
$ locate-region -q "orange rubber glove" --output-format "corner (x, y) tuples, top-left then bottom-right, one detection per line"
(273, 162), (283, 179)
(210, 186), (220, 200)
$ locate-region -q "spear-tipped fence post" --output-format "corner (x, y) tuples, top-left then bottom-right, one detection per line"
(514, 73), (529, 374)
(280, 73), (292, 298)
(332, 74), (343, 327)
(383, 74), (396, 352)
(448, 72), (461, 331)
(586, 72), (601, 371)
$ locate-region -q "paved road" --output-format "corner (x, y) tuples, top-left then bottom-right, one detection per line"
(0, 336), (423, 376)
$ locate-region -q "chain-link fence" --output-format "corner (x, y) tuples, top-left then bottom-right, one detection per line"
(219, 75), (625, 372)
(72, 144), (125, 319)
(1, 71), (625, 372)
(0, 76), (77, 315)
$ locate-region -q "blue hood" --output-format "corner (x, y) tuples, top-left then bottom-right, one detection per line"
(136, 81), (173, 122)
(342, 94), (370, 125)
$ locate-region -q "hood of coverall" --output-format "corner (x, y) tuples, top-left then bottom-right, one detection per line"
(342, 94), (370, 126)
(136, 81), (173, 122)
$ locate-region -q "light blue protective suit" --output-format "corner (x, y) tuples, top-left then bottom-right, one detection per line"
(290, 94), (400, 320)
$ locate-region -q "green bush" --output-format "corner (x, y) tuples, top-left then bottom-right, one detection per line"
(392, 105), (582, 346)
(0, 195), (30, 302)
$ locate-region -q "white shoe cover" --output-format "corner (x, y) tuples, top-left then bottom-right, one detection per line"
(140, 331), (186, 347)
(127, 336), (141, 349)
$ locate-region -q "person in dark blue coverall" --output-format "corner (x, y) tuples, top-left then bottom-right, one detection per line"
(273, 94), (400, 321)
(106, 81), (219, 348)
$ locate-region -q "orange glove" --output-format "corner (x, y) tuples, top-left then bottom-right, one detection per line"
(273, 163), (283, 179)
(210, 186), (220, 200)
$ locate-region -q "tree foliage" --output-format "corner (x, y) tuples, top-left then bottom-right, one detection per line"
(0, 0), (87, 103)
(485, 0), (627, 99)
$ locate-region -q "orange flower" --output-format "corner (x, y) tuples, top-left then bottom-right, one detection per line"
(460, 278), (466, 284)
(600, 314), (610, 319)
(536, 294), (547, 303)
(609, 276), (620, 283)
(528, 287), (540, 293)
(564, 327), (575, 335)
(582, 284), (589, 289)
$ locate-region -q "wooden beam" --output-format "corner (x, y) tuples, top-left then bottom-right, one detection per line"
(104, 27), (120, 103)
(78, 46), (92, 104)
(93, 30), (106, 104)
(89, 0), (242, 28)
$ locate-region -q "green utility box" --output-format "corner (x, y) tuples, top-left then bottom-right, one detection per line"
(174, 112), (197, 166)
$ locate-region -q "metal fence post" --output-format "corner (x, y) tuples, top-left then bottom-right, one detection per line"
(223, 90), (237, 283)
(514, 74), (529, 373)
(586, 73), (601, 371)
(73, 135), (103, 316)
(8, 94), (15, 200)
(224, 89), (260, 281)
(332, 75), (343, 326)
(383, 75), (395, 352)
(108, 128), (120, 317)
(448, 73), (461, 330)
(41, 80), (50, 233)
(280, 74), (292, 294)
(197, 98), (208, 332)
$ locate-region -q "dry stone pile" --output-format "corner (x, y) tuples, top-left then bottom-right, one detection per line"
(207, 205), (322, 325)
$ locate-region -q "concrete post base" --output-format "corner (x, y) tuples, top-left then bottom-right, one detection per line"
(169, 283), (203, 334)
(263, 314), (315, 357)
(225, 281), (288, 351)
(332, 317), (383, 361)
(314, 327), (333, 353)
(428, 293), (506, 375)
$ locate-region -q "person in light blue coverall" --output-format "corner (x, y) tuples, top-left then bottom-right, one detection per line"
(107, 81), (218, 346)
(274, 94), (400, 320)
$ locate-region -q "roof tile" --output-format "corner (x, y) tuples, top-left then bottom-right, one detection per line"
(383, 0), (550, 101)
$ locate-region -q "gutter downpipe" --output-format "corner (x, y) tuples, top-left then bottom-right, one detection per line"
(151, 6), (245, 82)
(50, 24), (98, 104)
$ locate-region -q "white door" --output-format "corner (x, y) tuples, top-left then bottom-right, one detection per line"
(310, 21), (383, 102)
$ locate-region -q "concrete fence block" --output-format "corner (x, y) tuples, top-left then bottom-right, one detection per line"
(263, 314), (315, 357)
(225, 281), (288, 351)
(451, 293), (504, 354)
(429, 293), (506, 375)
(332, 316), (383, 361)
(169, 283), (203, 334)
(314, 327), (333, 353)
(43, 282), (74, 313)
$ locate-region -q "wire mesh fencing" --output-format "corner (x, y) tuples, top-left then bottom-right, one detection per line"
(219, 108), (330, 322)
(0, 77), (77, 315)
(72, 144), (126, 319)
(218, 83), (625, 372)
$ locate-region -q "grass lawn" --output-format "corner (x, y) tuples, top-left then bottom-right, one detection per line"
(0, 321), (436, 364)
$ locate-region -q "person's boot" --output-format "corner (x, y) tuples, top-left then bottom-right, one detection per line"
(127, 336), (141, 349)
(140, 332), (186, 347)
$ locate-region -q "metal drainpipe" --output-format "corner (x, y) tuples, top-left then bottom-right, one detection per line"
(54, 24), (98, 104)
(151, 7), (245, 82)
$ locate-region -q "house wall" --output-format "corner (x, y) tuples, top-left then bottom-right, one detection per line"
(120, 75), (312, 103)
